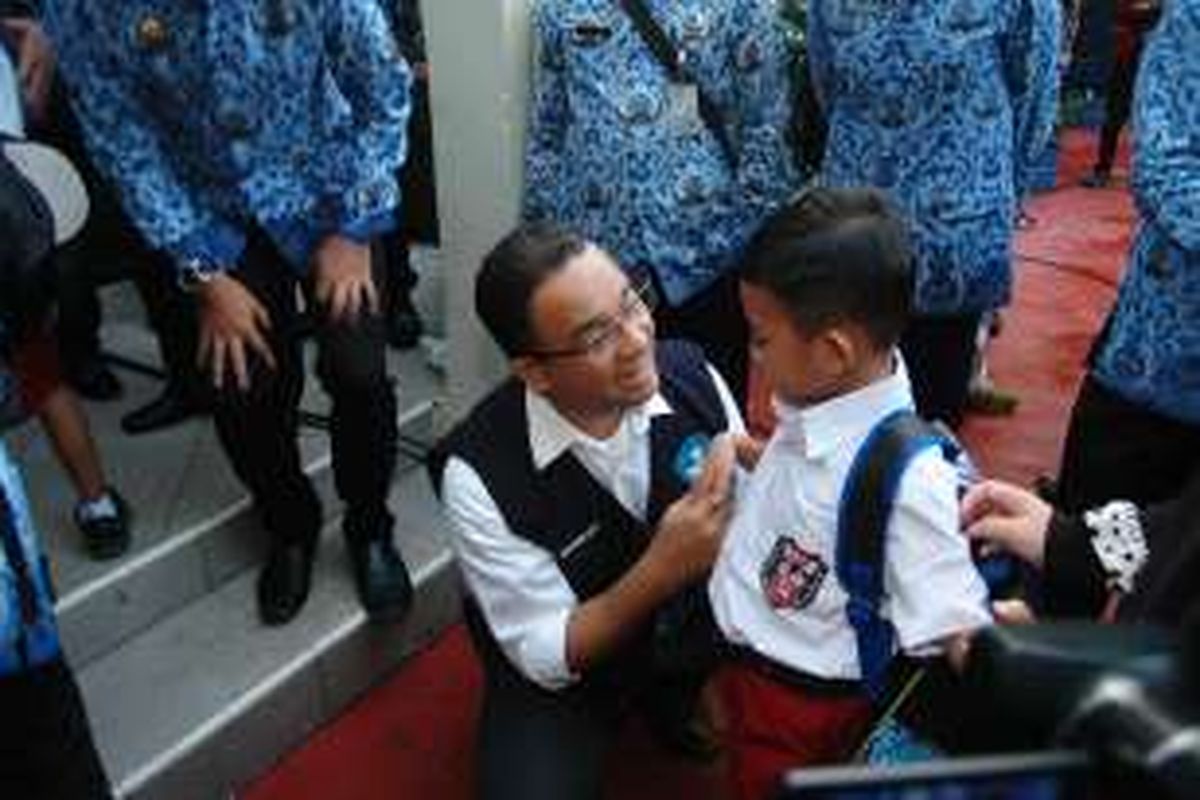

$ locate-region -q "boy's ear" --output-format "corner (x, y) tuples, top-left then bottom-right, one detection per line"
(822, 326), (859, 375)
(513, 355), (552, 394)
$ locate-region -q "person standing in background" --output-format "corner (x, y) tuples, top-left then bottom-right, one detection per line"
(522, 0), (799, 406)
(808, 0), (1061, 427)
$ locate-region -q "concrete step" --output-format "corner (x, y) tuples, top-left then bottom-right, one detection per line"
(8, 319), (444, 667)
(76, 465), (460, 800)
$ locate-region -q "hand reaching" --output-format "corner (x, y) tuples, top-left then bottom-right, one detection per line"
(961, 479), (1053, 569)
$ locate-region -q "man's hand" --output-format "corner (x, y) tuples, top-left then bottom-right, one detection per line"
(961, 479), (1053, 569)
(196, 273), (276, 391)
(2, 18), (55, 124)
(564, 435), (737, 673)
(312, 234), (378, 324)
(650, 434), (737, 587)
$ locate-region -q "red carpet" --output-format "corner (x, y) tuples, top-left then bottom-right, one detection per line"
(240, 127), (1134, 800)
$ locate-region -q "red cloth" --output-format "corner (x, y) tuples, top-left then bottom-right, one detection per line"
(715, 663), (873, 800)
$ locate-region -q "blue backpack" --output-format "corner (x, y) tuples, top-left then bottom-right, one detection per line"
(836, 409), (1015, 762)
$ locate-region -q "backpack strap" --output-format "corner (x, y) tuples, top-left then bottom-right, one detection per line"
(836, 409), (959, 702)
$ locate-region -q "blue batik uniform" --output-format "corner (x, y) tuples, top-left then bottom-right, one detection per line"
(0, 440), (61, 677)
(808, 0), (1060, 315)
(43, 0), (411, 274)
(523, 0), (798, 307)
(1091, 0), (1200, 425)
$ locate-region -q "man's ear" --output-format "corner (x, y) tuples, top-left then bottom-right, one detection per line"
(513, 356), (552, 395)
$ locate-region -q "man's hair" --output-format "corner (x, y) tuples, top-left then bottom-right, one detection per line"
(476, 220), (589, 357)
(741, 187), (913, 350)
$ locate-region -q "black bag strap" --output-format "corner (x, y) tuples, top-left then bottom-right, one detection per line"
(616, 0), (737, 169)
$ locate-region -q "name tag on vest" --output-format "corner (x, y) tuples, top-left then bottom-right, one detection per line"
(558, 522), (602, 561)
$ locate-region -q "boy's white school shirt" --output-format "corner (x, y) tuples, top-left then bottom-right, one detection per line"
(709, 360), (992, 680)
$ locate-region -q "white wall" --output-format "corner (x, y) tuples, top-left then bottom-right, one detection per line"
(421, 0), (533, 420)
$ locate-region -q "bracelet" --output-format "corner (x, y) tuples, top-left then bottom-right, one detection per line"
(1083, 501), (1148, 594)
(177, 256), (221, 292)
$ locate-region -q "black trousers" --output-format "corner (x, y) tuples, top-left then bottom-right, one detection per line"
(211, 232), (398, 546)
(1056, 376), (1200, 514)
(476, 659), (618, 800)
(899, 313), (983, 429)
(653, 270), (749, 410)
(0, 658), (111, 800)
(1094, 47), (1142, 175)
(38, 83), (200, 393)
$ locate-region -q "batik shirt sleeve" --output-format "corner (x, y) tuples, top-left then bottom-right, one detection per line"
(1132, 0), (1200, 252)
(522, 0), (570, 223)
(43, 0), (246, 269)
(729, 0), (801, 222)
(315, 0), (411, 239)
(1002, 0), (1062, 193)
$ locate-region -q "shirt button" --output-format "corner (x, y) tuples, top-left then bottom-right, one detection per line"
(134, 14), (171, 52)
(215, 104), (256, 139)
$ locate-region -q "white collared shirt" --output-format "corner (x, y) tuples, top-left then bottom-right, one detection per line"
(0, 48), (24, 137)
(709, 357), (991, 680)
(442, 365), (744, 690)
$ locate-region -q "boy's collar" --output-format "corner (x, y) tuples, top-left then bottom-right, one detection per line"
(774, 353), (913, 459)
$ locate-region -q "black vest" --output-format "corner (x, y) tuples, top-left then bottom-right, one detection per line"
(429, 340), (726, 699)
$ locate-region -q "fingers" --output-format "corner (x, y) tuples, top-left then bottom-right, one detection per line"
(732, 434), (765, 471)
(229, 338), (249, 392)
(363, 276), (380, 317)
(210, 335), (227, 391)
(961, 479), (1030, 527)
(692, 435), (736, 500)
(991, 599), (1036, 626)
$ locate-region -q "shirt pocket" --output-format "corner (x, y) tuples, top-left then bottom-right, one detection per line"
(936, 0), (1001, 44)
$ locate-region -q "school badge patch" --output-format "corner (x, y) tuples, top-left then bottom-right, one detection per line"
(760, 536), (828, 611)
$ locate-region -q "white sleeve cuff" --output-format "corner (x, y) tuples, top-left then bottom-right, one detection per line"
(1084, 500), (1148, 594)
(511, 606), (580, 691)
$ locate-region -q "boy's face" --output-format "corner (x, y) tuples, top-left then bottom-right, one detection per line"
(741, 282), (856, 407)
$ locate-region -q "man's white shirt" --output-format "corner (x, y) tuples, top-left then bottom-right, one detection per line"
(442, 365), (744, 690)
(709, 359), (991, 680)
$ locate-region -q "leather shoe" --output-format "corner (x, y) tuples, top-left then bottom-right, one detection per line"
(121, 387), (204, 435)
(349, 538), (413, 622)
(386, 306), (424, 350)
(257, 540), (316, 626)
(67, 358), (123, 402)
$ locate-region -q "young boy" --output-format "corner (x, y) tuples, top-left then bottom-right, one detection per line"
(708, 187), (992, 799)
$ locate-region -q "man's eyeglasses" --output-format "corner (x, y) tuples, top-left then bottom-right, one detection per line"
(528, 280), (658, 360)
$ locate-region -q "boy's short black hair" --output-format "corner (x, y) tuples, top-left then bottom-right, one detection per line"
(476, 220), (589, 357)
(741, 187), (913, 350)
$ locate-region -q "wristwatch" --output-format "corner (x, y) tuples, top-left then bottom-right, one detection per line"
(177, 256), (222, 292)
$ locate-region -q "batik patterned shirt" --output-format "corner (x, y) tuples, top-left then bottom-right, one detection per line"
(1092, 0), (1200, 424)
(809, 0), (1060, 314)
(523, 0), (798, 306)
(43, 0), (411, 274)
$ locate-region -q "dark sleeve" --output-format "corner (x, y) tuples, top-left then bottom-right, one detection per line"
(1119, 471), (1200, 627)
(1041, 511), (1109, 618)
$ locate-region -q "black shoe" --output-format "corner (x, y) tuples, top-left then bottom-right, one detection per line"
(386, 307), (424, 350)
(74, 489), (131, 561)
(67, 358), (123, 402)
(348, 537), (413, 622)
(121, 387), (204, 435)
(257, 540), (316, 626)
